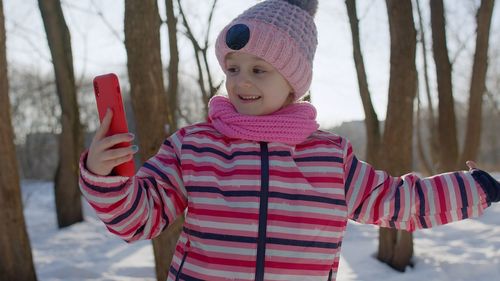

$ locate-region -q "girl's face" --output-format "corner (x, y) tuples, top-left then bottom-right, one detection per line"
(224, 52), (293, 116)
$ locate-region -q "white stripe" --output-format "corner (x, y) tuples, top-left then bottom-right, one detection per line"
(465, 173), (480, 206)
(158, 184), (179, 219)
(80, 186), (127, 205)
(313, 187), (345, 196)
(94, 184), (137, 219)
(98, 211), (116, 221)
(267, 142), (290, 149)
(293, 147), (343, 156)
(402, 177), (412, 222)
(178, 233), (187, 244)
(182, 261), (254, 280)
(110, 196), (147, 233)
(170, 132), (182, 155)
(268, 202), (347, 217)
(183, 125), (211, 135)
(269, 160), (297, 168)
(81, 166), (129, 184)
(265, 272), (327, 281)
(268, 180), (345, 197)
(348, 162), (367, 213)
(472, 205), (479, 217)
(298, 166), (343, 174)
(465, 173), (481, 217)
(423, 180), (438, 227)
(81, 176), (140, 205)
(182, 154), (260, 169)
(185, 175), (259, 187)
(148, 157), (187, 198)
(399, 221), (407, 230)
(188, 136), (259, 151)
(187, 217), (258, 232)
(170, 253), (182, 268)
(267, 248), (335, 260)
(141, 192), (160, 238)
(444, 174), (459, 221)
(191, 240), (256, 256)
(378, 171), (394, 221)
(267, 225), (342, 239)
(191, 197), (259, 209)
(269, 180), (311, 190)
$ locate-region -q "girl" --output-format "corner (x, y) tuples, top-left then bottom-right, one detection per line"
(79, 0), (499, 280)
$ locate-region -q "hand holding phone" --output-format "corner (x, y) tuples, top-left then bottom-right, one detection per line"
(86, 73), (136, 177)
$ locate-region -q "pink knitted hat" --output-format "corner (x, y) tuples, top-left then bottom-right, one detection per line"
(215, 0), (318, 101)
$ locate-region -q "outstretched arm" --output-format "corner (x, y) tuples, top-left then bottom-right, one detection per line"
(343, 142), (497, 232)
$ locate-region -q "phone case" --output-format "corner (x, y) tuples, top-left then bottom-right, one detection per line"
(93, 73), (135, 177)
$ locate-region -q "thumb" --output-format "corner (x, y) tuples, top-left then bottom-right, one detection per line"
(466, 160), (478, 170)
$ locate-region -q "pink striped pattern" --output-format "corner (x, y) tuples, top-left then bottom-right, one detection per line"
(79, 123), (490, 281)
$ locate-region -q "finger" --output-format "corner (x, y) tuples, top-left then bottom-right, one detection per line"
(106, 153), (134, 167)
(100, 133), (135, 150)
(466, 160), (478, 170)
(94, 108), (113, 141)
(101, 145), (139, 161)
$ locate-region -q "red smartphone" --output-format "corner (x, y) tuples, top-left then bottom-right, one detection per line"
(93, 73), (135, 177)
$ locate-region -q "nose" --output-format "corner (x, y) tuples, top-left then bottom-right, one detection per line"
(235, 73), (252, 88)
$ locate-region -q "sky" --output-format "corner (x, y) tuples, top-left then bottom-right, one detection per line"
(4, 0), (500, 128)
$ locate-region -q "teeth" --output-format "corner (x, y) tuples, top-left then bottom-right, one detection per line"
(240, 95), (260, 100)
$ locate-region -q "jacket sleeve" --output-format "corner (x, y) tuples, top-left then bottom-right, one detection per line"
(342, 141), (493, 232)
(79, 129), (188, 242)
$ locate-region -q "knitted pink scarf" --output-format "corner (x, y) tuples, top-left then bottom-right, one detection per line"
(208, 96), (319, 145)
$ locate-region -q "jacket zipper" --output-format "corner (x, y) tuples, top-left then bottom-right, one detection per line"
(255, 142), (270, 281)
(175, 250), (189, 281)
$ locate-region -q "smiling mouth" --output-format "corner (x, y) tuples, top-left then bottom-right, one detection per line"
(238, 95), (261, 101)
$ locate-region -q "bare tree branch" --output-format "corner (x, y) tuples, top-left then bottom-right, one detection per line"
(90, 0), (123, 43)
(8, 20), (52, 63)
(485, 89), (500, 116)
(177, 0), (221, 116)
(415, 0), (439, 171)
(204, 0), (218, 47)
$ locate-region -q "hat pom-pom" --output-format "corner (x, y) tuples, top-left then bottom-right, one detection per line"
(283, 0), (318, 17)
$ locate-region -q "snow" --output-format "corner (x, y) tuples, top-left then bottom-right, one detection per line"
(22, 175), (500, 281)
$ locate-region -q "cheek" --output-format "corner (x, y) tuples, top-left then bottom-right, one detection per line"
(268, 81), (292, 100)
(225, 78), (234, 93)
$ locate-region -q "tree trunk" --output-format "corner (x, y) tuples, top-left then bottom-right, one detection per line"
(124, 1), (183, 280)
(38, 0), (83, 228)
(165, 0), (179, 132)
(459, 0), (495, 168)
(378, 0), (417, 271)
(430, 0), (459, 172)
(345, 0), (381, 167)
(0, 1), (37, 279)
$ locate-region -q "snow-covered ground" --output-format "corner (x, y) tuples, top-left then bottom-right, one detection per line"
(22, 175), (500, 281)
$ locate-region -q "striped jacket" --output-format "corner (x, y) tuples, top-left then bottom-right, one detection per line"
(79, 122), (492, 281)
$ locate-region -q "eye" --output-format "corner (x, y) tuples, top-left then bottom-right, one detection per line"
(226, 67), (238, 73)
(253, 68), (266, 74)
